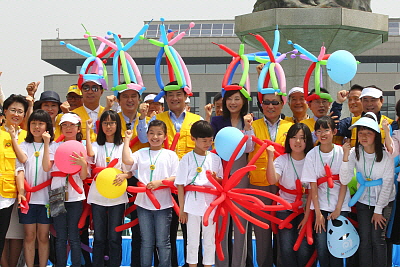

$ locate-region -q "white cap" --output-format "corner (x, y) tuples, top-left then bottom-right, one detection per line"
(288, 87), (304, 97)
(185, 97), (190, 104)
(360, 87), (383, 99)
(59, 113), (81, 125)
(82, 79), (102, 86)
(144, 94), (164, 104)
(348, 112), (380, 133)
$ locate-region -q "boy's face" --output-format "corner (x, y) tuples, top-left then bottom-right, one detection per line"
(308, 98), (330, 118)
(315, 126), (337, 145)
(191, 136), (213, 154)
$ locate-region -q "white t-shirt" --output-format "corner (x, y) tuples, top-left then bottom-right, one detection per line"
(130, 148), (179, 210)
(87, 142), (128, 206)
(18, 141), (55, 205)
(339, 147), (395, 214)
(50, 142), (87, 202)
(274, 153), (307, 205)
(175, 151), (223, 217)
(301, 145), (350, 212)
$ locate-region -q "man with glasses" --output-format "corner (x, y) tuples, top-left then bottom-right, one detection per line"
(71, 79), (104, 142)
(247, 92), (293, 267)
(64, 84), (83, 111)
(284, 87), (309, 123)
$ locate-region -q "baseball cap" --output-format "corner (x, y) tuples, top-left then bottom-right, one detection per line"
(359, 87), (382, 99)
(144, 94), (164, 104)
(59, 113), (81, 125)
(67, 85), (82, 96)
(287, 87), (304, 97)
(348, 112), (380, 133)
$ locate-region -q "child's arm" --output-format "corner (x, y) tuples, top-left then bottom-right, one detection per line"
(85, 119), (95, 157)
(113, 171), (133, 186)
(42, 131), (53, 172)
(266, 145), (280, 185)
(177, 184), (188, 224)
(310, 182), (325, 233)
(327, 184), (347, 220)
(211, 171), (222, 184)
(298, 192), (312, 230)
(70, 152), (88, 180)
(122, 130), (134, 165)
(382, 119), (394, 154)
(7, 125), (27, 163)
(146, 176), (175, 190)
(16, 170), (26, 204)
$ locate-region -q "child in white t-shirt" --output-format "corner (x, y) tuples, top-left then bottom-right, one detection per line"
(175, 120), (223, 267)
(122, 119), (179, 267)
(85, 110), (131, 267)
(301, 116), (350, 267)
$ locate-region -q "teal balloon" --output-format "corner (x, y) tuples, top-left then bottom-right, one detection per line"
(215, 127), (245, 161)
(327, 50), (357, 85)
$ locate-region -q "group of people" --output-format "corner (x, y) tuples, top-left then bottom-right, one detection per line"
(0, 69), (398, 267)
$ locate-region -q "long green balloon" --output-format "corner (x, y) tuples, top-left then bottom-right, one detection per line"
(239, 55), (249, 87)
(315, 62), (321, 94)
(164, 45), (183, 87)
(269, 63), (278, 89)
(119, 51), (131, 84)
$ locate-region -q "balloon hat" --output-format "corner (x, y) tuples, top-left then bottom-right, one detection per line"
(140, 18), (195, 102)
(213, 41), (251, 101)
(248, 26), (288, 104)
(86, 22), (150, 96)
(288, 40), (358, 103)
(61, 25), (111, 90)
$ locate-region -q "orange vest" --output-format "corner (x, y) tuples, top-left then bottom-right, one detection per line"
(156, 111), (201, 159)
(0, 127), (27, 198)
(350, 115), (394, 147)
(71, 106), (105, 142)
(118, 112), (150, 152)
(248, 119), (293, 186)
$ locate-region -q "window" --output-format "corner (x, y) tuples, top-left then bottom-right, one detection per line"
(389, 22), (400, 36)
(188, 92), (200, 114)
(381, 91), (396, 119)
(358, 63), (377, 73)
(250, 92), (262, 119)
(377, 63), (398, 73)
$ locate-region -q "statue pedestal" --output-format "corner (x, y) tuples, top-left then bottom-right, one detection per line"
(235, 7), (389, 116)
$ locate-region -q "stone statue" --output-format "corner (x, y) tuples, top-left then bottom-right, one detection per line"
(253, 0), (371, 12)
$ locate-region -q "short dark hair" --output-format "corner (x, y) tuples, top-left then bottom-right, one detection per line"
(3, 94), (29, 115)
(284, 123), (314, 155)
(147, 120), (167, 135)
(190, 120), (213, 139)
(355, 113), (384, 162)
(309, 88), (329, 97)
(315, 116), (336, 131)
(213, 93), (222, 104)
(97, 110), (123, 146)
(349, 84), (363, 93)
(222, 89), (249, 119)
(25, 109), (54, 143)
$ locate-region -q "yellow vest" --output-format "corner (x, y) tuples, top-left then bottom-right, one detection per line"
(156, 111), (201, 159)
(118, 112), (150, 153)
(284, 116), (295, 123)
(54, 114), (63, 141)
(71, 106), (105, 142)
(350, 115), (394, 147)
(0, 127), (27, 198)
(248, 119), (293, 186)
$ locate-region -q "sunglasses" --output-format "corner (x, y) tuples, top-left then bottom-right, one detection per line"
(262, 100), (281, 106)
(81, 85), (101, 92)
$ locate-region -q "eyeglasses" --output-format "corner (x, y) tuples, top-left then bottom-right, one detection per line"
(312, 99), (329, 105)
(66, 95), (83, 100)
(7, 109), (24, 115)
(102, 121), (117, 127)
(315, 129), (332, 135)
(81, 85), (101, 92)
(262, 100), (281, 106)
(60, 123), (78, 128)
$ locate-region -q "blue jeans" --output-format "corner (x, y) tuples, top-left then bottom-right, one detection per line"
(137, 206), (172, 267)
(92, 203), (125, 267)
(357, 202), (392, 267)
(314, 210), (348, 267)
(276, 210), (314, 267)
(53, 201), (83, 267)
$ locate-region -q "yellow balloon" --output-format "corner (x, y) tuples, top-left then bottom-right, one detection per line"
(96, 168), (127, 199)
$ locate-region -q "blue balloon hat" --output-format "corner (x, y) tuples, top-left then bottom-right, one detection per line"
(327, 215), (360, 258)
(214, 127), (246, 161)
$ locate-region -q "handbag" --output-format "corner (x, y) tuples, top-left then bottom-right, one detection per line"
(48, 186), (67, 217)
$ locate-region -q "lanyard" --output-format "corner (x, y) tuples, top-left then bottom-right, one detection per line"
(362, 148), (376, 206)
(104, 144), (116, 163)
(149, 149), (163, 182)
(32, 143), (44, 186)
(318, 146), (335, 205)
(190, 151), (208, 185)
(289, 155), (300, 180)
(266, 120), (280, 142)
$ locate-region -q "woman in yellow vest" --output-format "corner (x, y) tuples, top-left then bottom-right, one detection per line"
(0, 94), (29, 259)
(211, 89), (254, 267)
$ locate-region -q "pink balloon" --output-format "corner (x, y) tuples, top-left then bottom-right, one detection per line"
(54, 141), (86, 174)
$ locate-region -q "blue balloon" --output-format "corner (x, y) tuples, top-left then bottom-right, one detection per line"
(327, 50), (357, 85)
(214, 127), (245, 161)
(327, 215), (359, 258)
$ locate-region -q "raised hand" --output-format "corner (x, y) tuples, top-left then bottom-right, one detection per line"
(139, 103), (149, 120)
(42, 131), (51, 144)
(26, 81), (40, 98)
